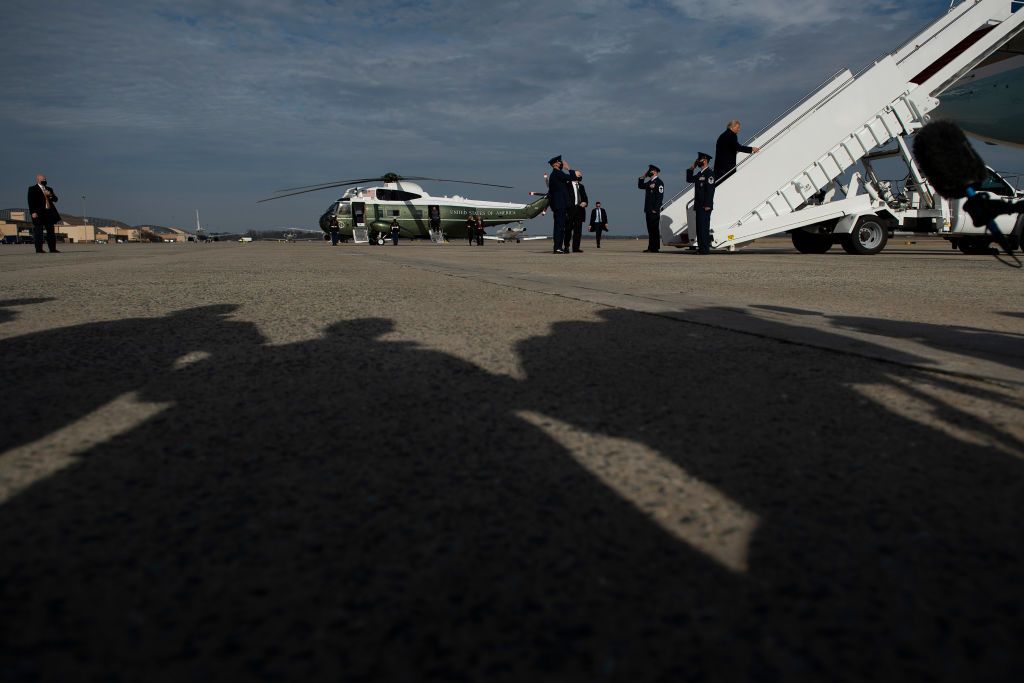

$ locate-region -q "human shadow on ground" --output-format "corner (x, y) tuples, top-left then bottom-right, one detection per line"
(0, 305), (1021, 682)
(0, 298), (54, 326)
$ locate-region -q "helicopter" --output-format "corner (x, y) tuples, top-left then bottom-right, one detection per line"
(259, 173), (550, 244)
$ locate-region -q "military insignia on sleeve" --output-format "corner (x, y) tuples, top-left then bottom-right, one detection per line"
(659, 185), (664, 193)
(708, 176), (715, 184)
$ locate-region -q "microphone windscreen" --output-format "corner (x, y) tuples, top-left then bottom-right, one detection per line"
(912, 121), (987, 199)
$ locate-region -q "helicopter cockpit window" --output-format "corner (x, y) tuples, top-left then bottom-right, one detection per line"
(376, 189), (422, 201)
(977, 168), (1015, 197)
(337, 202), (351, 216)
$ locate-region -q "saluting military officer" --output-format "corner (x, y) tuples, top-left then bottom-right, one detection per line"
(686, 152), (716, 254)
(547, 155), (574, 254)
(637, 164), (664, 252)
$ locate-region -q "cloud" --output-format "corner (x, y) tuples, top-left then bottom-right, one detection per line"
(665, 0), (923, 30)
(0, 0), (992, 231)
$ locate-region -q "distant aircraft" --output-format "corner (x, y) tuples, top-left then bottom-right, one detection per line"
(259, 173), (549, 245)
(936, 32), (1024, 147)
(194, 209), (208, 242)
(482, 221), (549, 243)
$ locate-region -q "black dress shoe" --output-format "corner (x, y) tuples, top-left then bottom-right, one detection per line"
(643, 249), (659, 253)
(50, 249), (61, 253)
(573, 249), (583, 253)
(554, 249), (565, 254)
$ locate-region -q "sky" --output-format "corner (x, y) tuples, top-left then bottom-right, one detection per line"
(3, 0), (1023, 233)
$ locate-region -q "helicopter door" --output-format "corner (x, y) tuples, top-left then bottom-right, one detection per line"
(351, 202), (369, 244)
(427, 205), (443, 243)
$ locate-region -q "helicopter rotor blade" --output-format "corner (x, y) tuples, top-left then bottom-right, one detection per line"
(261, 174), (514, 203)
(257, 181), (364, 203)
(274, 177), (384, 193)
(411, 177), (514, 189)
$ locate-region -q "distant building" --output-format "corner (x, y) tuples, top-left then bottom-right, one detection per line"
(57, 224), (99, 243)
(135, 225), (191, 242)
(97, 227), (141, 243)
(1, 209), (189, 244)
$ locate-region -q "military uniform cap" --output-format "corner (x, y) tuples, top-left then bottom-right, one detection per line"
(548, 155), (562, 165)
(648, 164), (661, 173)
(697, 152), (713, 162)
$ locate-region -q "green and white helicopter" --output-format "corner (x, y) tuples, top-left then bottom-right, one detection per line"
(260, 173), (550, 244)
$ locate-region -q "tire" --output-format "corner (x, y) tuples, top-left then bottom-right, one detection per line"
(957, 237), (993, 255)
(840, 216), (888, 255)
(791, 229), (832, 254)
(1009, 215), (1024, 252)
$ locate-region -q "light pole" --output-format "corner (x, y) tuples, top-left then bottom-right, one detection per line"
(81, 195), (86, 241)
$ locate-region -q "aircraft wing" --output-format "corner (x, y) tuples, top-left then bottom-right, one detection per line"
(482, 235), (506, 242)
(518, 236), (549, 241)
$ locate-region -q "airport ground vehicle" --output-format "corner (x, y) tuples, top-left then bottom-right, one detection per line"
(774, 150), (1023, 255)
(663, 0), (1024, 255)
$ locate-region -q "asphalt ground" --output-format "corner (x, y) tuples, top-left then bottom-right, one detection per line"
(0, 237), (1022, 681)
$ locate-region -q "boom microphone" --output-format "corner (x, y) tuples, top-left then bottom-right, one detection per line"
(912, 120), (986, 198)
(913, 120), (1016, 260)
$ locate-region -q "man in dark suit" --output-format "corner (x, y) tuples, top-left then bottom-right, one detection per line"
(546, 155), (573, 253)
(686, 152), (717, 254)
(564, 169), (588, 253)
(27, 174), (61, 253)
(637, 164), (664, 252)
(589, 202), (609, 248)
(714, 120), (760, 184)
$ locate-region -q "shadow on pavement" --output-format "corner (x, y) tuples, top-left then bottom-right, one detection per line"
(752, 304), (1024, 372)
(0, 304), (1021, 681)
(0, 298), (55, 326)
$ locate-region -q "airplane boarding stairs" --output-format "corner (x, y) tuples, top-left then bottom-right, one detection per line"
(661, 0), (1024, 251)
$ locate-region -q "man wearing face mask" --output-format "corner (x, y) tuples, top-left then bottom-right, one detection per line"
(27, 174), (61, 253)
(546, 155), (573, 254)
(686, 152), (716, 254)
(564, 169), (588, 253)
(637, 164), (664, 253)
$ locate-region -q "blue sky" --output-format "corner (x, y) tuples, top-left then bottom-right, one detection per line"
(2, 0), (1021, 232)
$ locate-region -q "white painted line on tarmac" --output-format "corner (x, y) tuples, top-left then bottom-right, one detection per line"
(517, 410), (759, 573)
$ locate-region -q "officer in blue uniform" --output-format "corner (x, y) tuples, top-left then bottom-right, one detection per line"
(686, 152), (716, 254)
(637, 164), (664, 252)
(547, 155), (573, 253)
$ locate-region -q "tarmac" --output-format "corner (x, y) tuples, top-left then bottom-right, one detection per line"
(1, 236), (1022, 681)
